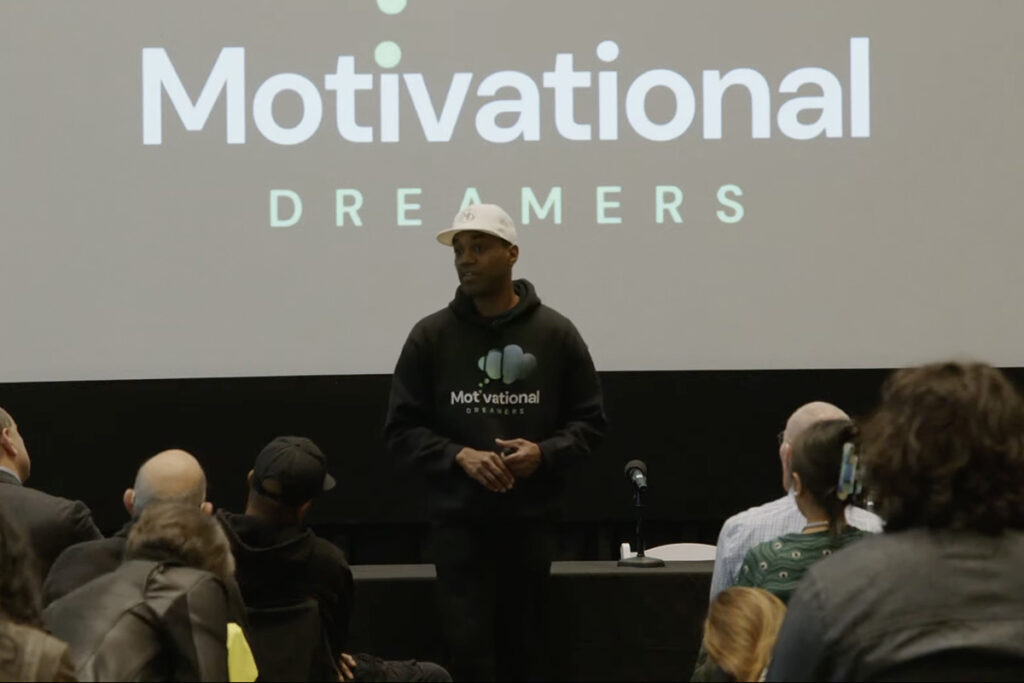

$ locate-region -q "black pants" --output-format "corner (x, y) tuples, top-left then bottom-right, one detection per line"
(432, 521), (555, 682)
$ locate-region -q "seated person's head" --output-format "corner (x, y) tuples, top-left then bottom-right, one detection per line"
(703, 586), (786, 682)
(0, 506), (42, 627)
(0, 407), (31, 483)
(790, 418), (857, 533)
(779, 402), (848, 492)
(126, 502), (235, 580)
(860, 361), (1024, 533)
(123, 449), (212, 519)
(245, 436), (336, 524)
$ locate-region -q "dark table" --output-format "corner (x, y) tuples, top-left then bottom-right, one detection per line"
(349, 560), (713, 682)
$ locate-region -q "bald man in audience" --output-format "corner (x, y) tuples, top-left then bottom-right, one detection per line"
(42, 449), (212, 605)
(0, 407), (102, 580)
(709, 402), (882, 601)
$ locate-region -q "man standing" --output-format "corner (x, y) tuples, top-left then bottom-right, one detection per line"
(385, 204), (606, 681)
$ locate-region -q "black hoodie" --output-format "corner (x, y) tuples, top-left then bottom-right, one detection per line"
(217, 510), (354, 660)
(385, 279), (606, 521)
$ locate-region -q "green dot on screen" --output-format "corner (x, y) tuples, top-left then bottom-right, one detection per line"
(376, 0), (407, 15)
(374, 41), (402, 69)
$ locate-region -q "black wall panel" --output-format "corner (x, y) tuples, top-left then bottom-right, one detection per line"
(3, 367), (1019, 562)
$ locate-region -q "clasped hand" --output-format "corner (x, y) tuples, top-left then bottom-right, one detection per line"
(455, 438), (542, 492)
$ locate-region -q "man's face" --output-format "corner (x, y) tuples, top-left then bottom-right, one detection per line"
(452, 231), (517, 297)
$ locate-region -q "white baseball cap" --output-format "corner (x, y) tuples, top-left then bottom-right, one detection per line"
(436, 203), (518, 246)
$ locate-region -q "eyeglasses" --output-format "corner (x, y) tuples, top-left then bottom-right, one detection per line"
(777, 430), (786, 446)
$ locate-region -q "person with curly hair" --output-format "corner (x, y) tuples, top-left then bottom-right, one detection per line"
(0, 505), (75, 681)
(768, 361), (1024, 680)
(702, 587), (786, 682)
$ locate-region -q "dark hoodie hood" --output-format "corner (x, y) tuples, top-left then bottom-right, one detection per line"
(216, 511), (354, 655)
(448, 279), (541, 330)
(216, 510), (315, 592)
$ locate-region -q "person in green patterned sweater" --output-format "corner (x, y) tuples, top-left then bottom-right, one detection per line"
(737, 418), (866, 603)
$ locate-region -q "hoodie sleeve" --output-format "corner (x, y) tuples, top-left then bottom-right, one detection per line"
(385, 325), (463, 473)
(537, 323), (607, 469)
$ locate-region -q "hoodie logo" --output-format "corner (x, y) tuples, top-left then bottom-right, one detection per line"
(450, 344), (540, 415)
(478, 344), (537, 387)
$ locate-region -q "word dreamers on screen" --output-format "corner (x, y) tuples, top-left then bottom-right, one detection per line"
(267, 184), (746, 228)
(142, 38), (870, 145)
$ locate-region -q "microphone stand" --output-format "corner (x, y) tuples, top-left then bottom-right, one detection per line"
(618, 486), (665, 568)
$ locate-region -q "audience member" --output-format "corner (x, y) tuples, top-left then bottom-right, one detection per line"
(736, 419), (866, 602)
(699, 587), (786, 682)
(768, 362), (1024, 680)
(0, 505), (75, 681)
(710, 401), (881, 600)
(44, 502), (236, 682)
(30, 367), (1024, 681)
(218, 436), (450, 682)
(43, 449), (212, 604)
(0, 407), (101, 578)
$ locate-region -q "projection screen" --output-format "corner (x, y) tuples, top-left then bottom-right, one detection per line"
(1, 0), (1022, 381)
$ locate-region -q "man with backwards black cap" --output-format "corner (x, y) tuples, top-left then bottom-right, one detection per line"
(386, 204), (607, 681)
(218, 436), (450, 682)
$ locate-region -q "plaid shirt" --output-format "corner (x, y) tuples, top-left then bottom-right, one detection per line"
(710, 493), (882, 601)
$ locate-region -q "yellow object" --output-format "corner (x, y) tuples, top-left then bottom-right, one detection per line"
(226, 622), (259, 682)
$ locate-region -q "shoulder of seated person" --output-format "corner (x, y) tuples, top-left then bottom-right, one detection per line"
(800, 532), (902, 586)
(0, 620), (65, 651)
(29, 488), (93, 513)
(310, 536), (351, 565)
(750, 536), (792, 557)
(49, 537), (110, 566)
(19, 487), (94, 519)
(724, 497), (792, 530)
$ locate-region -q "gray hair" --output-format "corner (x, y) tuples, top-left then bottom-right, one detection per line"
(126, 502), (234, 580)
(0, 408), (12, 431)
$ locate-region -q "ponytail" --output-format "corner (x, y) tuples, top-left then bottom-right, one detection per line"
(791, 419), (857, 534)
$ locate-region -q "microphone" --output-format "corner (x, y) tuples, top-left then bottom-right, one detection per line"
(618, 458), (663, 568)
(624, 459), (648, 492)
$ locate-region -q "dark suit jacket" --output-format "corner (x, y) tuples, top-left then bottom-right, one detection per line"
(0, 470), (102, 579)
(43, 523), (130, 606)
